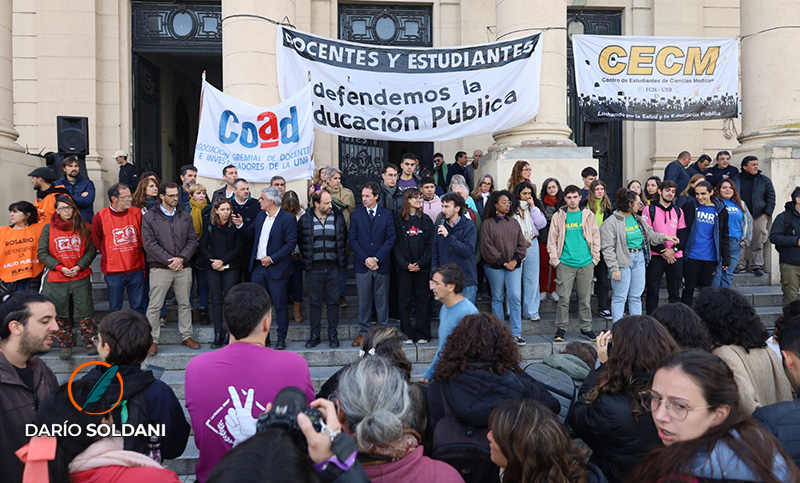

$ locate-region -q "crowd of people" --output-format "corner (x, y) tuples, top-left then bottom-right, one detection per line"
(1, 148), (800, 482)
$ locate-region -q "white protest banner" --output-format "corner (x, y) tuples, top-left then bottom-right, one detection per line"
(193, 80), (315, 182)
(572, 35), (738, 121)
(277, 27), (542, 141)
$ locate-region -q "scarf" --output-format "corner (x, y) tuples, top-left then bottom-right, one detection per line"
(50, 212), (73, 231)
(189, 198), (206, 238)
(517, 201), (535, 241)
(68, 437), (164, 474)
(359, 430), (421, 465)
(143, 197), (159, 212)
(543, 194), (559, 207)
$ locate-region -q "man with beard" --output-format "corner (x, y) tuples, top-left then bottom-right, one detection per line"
(28, 166), (70, 221)
(56, 156), (95, 222)
(0, 292), (59, 482)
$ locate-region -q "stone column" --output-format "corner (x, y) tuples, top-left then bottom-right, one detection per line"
(738, 0), (800, 152)
(217, 0), (301, 198)
(0, 0), (23, 152)
(737, 0), (800, 284)
(492, 0), (572, 145)
(482, 0), (593, 192)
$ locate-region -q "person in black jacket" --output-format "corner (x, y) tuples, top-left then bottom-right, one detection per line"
(298, 190), (347, 348)
(428, 312), (559, 429)
(393, 188), (434, 344)
(771, 188), (800, 307)
(735, 156), (775, 276)
(200, 198), (242, 348)
(229, 179), (261, 283)
(82, 310), (190, 459)
(754, 315), (800, 468)
(567, 315), (679, 483)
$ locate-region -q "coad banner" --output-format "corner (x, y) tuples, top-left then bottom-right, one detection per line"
(277, 27), (542, 141)
(572, 35), (738, 121)
(193, 81), (315, 182)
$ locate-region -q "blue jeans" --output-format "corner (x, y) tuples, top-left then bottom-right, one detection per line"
(521, 243), (541, 318)
(461, 284), (477, 306)
(485, 266), (522, 337)
(105, 270), (145, 313)
(713, 237), (743, 288)
(609, 250), (646, 323)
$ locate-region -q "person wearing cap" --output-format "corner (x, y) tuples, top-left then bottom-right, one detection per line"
(56, 156), (95, 223)
(115, 149), (139, 189)
(28, 166), (70, 222)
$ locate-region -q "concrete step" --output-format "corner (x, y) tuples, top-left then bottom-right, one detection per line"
(89, 283), (783, 324)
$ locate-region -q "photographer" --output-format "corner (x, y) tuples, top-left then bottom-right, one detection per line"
(207, 397), (369, 483)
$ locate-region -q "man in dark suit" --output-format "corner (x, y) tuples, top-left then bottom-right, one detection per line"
(247, 186), (297, 349)
(349, 181), (396, 346)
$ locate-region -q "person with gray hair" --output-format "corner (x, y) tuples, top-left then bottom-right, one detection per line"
(336, 356), (464, 482)
(246, 185), (298, 349)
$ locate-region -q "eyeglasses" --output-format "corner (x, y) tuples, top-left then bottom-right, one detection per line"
(481, 181), (492, 186)
(56, 206), (74, 212)
(163, 194), (179, 198)
(522, 167), (532, 172)
(91, 335), (101, 346)
(498, 200), (512, 205)
(640, 390), (712, 421)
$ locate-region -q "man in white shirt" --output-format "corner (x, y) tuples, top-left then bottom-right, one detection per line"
(247, 187), (297, 350)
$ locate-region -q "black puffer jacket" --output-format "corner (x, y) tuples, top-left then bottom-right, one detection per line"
(297, 206), (347, 272)
(428, 368), (560, 428)
(770, 202), (800, 266)
(753, 397), (800, 469)
(567, 367), (662, 483)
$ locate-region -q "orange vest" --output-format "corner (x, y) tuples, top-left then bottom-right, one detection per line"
(0, 224), (45, 282)
(47, 224), (91, 283)
(95, 207), (144, 274)
(35, 193), (60, 224)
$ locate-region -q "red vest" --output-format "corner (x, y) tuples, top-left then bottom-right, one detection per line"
(47, 225), (91, 283)
(96, 207), (144, 274)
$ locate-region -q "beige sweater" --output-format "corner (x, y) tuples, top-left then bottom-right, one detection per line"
(713, 344), (793, 414)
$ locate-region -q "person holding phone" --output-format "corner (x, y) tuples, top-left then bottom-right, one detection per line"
(200, 198), (242, 349)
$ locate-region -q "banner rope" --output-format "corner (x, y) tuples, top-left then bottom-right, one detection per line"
(494, 26), (567, 41)
(221, 14), (295, 29)
(739, 25), (800, 41)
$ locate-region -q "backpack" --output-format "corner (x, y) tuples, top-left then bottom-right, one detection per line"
(648, 203), (681, 225)
(523, 362), (580, 424)
(115, 390), (150, 454)
(431, 385), (500, 483)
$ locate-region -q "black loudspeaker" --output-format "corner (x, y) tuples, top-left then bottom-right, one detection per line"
(56, 116), (89, 155)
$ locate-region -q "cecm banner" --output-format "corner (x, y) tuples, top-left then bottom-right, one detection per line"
(572, 35), (738, 121)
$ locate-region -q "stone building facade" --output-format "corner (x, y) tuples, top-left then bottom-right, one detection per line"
(1, 0), (798, 280)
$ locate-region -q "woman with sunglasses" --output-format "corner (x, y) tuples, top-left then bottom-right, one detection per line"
(38, 195), (97, 359)
(600, 189), (676, 323)
(630, 350), (799, 482)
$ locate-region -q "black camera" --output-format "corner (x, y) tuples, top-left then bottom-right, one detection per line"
(256, 386), (323, 451)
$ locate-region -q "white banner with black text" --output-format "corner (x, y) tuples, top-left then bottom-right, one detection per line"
(572, 35), (738, 121)
(277, 27), (543, 141)
(193, 80), (315, 182)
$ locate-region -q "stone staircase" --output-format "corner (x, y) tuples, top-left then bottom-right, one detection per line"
(37, 258), (784, 479)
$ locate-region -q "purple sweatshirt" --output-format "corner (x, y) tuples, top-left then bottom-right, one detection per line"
(185, 343), (315, 482)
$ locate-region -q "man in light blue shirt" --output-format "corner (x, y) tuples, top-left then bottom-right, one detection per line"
(421, 264), (479, 381)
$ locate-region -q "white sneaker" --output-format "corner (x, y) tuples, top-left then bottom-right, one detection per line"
(530, 315), (541, 321)
(403, 339), (414, 345)
(551, 292), (560, 302)
(540, 292), (547, 300)
(417, 339), (429, 345)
